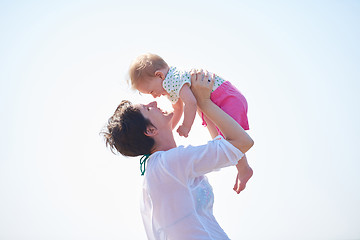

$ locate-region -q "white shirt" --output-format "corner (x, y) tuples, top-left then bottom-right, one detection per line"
(140, 136), (244, 240)
(162, 66), (225, 104)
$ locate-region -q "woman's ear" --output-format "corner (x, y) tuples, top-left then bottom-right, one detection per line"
(144, 125), (158, 137)
(155, 70), (165, 80)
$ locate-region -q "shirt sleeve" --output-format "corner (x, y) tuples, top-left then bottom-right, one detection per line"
(161, 136), (244, 184)
(163, 70), (192, 104)
(174, 72), (191, 101)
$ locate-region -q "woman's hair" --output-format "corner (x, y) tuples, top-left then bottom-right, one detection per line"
(128, 53), (168, 89)
(101, 100), (155, 156)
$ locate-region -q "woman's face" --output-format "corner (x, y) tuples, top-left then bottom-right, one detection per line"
(137, 101), (173, 129)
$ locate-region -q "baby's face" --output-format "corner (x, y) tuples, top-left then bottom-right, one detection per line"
(137, 77), (167, 98)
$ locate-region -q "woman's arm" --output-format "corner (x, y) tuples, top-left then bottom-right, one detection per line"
(190, 70), (254, 153)
(171, 98), (183, 130)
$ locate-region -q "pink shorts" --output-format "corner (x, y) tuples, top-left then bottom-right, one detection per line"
(202, 81), (249, 136)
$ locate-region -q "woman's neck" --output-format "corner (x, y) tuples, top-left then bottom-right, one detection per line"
(151, 130), (177, 153)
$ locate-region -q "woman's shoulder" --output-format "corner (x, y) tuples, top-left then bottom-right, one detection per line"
(152, 136), (235, 164)
(150, 145), (195, 168)
(155, 145), (186, 158)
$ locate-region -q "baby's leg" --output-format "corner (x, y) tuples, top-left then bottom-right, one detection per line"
(234, 155), (253, 194)
(197, 109), (218, 139)
(200, 109), (253, 194)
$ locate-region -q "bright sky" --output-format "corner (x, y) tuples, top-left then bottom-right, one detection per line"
(1, 1), (359, 239)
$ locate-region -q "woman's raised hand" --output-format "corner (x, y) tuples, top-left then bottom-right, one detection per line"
(190, 69), (215, 108)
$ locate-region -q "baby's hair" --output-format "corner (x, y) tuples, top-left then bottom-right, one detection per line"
(128, 53), (168, 89)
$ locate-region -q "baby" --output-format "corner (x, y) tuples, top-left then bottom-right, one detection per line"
(128, 53), (253, 194)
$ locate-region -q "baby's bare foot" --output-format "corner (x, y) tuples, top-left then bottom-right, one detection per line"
(233, 166), (253, 194)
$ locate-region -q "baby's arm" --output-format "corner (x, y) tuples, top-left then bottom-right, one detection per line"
(171, 98), (183, 130)
(177, 84), (197, 137)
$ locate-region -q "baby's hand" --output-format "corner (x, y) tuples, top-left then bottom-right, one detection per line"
(177, 125), (191, 138)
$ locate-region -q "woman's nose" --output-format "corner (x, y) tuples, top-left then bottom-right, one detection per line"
(150, 101), (157, 107)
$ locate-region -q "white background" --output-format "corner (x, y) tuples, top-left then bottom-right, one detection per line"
(1, 1), (359, 239)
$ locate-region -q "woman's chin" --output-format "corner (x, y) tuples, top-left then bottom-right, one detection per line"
(166, 111), (174, 119)
(164, 111), (174, 122)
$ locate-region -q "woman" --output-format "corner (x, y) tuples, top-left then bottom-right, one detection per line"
(102, 70), (254, 239)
